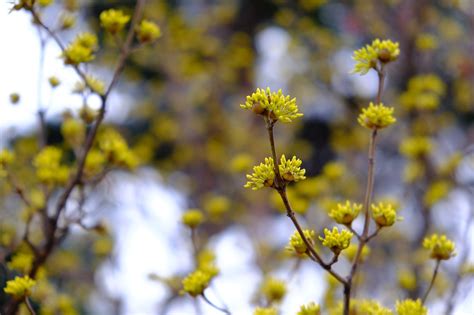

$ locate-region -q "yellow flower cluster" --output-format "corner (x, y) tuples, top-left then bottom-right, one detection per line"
(399, 137), (433, 158)
(48, 76), (61, 88)
(240, 88), (303, 123)
(297, 302), (321, 315)
(203, 195), (230, 221)
(85, 75), (106, 95)
(182, 267), (217, 297)
(100, 9), (130, 34)
(287, 229), (315, 256)
(399, 74), (445, 111)
(358, 300), (393, 315)
(245, 155), (306, 190)
(352, 39), (400, 74)
(423, 234), (456, 260)
(3, 275), (36, 298)
(279, 155), (306, 182)
(181, 209), (204, 228)
(244, 157), (275, 190)
(371, 202), (401, 227)
(38, 0), (54, 7)
(395, 299), (427, 315)
(423, 180), (450, 206)
(84, 150), (106, 178)
(10, 93), (20, 104)
(61, 117), (85, 148)
(254, 307), (277, 315)
(7, 252), (34, 274)
(329, 201), (362, 225)
(319, 227), (353, 254)
(261, 277), (287, 303)
(136, 20), (161, 43)
(344, 244), (370, 262)
(62, 32), (98, 65)
(33, 146), (70, 185)
(0, 149), (14, 177)
(358, 102), (396, 130)
(97, 129), (138, 169)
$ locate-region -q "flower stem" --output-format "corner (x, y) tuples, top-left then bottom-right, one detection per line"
(24, 297), (36, 315)
(201, 292), (231, 315)
(422, 260), (441, 303)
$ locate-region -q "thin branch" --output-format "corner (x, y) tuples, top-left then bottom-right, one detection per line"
(24, 297), (36, 315)
(422, 260), (441, 303)
(201, 292), (231, 315)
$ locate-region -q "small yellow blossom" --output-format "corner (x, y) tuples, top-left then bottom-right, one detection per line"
(98, 128), (139, 169)
(244, 157), (275, 190)
(75, 32), (98, 51)
(10, 93), (20, 104)
(352, 39), (400, 74)
(0, 149), (14, 170)
(371, 202), (401, 227)
(395, 299), (427, 315)
(93, 237), (113, 256)
(33, 146), (70, 185)
(359, 300), (393, 315)
(287, 229), (315, 256)
(399, 137), (433, 158)
(100, 9), (130, 34)
(60, 13), (76, 29)
(84, 150), (106, 178)
(136, 20), (161, 43)
(319, 227), (353, 254)
(61, 117), (85, 148)
(279, 155), (306, 182)
(230, 153), (254, 172)
(398, 269), (416, 290)
(254, 307), (278, 315)
(7, 252), (34, 274)
(261, 277), (287, 303)
(240, 88), (303, 123)
(182, 269), (215, 297)
(203, 195), (230, 220)
(38, 0), (54, 6)
(329, 201), (362, 225)
(416, 33), (438, 51)
(358, 102), (396, 129)
(182, 209), (204, 228)
(297, 302), (321, 315)
(3, 276), (36, 298)
(322, 161), (345, 180)
(48, 76), (61, 88)
(423, 234), (456, 260)
(62, 42), (94, 65)
(423, 180), (450, 206)
(344, 244), (370, 262)
(85, 75), (106, 95)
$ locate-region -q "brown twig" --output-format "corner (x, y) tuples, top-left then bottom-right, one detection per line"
(422, 260), (441, 303)
(201, 292), (231, 315)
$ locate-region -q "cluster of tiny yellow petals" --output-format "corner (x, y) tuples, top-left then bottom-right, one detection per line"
(244, 157), (275, 190)
(97, 129), (139, 169)
(100, 9), (130, 34)
(62, 33), (98, 65)
(254, 307), (278, 315)
(359, 300), (393, 315)
(181, 209), (204, 228)
(3, 276), (36, 298)
(7, 252), (34, 274)
(358, 102), (396, 129)
(10, 93), (20, 104)
(319, 227), (353, 254)
(371, 202), (401, 227)
(33, 146), (70, 185)
(48, 76), (61, 88)
(85, 75), (106, 95)
(181, 269), (215, 297)
(297, 302), (321, 315)
(423, 234), (456, 260)
(240, 88), (303, 123)
(0, 149), (14, 177)
(279, 155), (306, 182)
(352, 39), (400, 74)
(395, 299), (427, 315)
(261, 277), (287, 303)
(399, 137), (433, 158)
(400, 74), (445, 111)
(136, 20), (161, 43)
(287, 229), (315, 256)
(329, 201), (362, 225)
(61, 117), (85, 148)
(84, 150), (106, 178)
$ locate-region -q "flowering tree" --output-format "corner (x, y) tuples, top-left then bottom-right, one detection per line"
(1, 0), (473, 315)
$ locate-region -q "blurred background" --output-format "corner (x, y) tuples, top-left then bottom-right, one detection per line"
(0, 0), (473, 314)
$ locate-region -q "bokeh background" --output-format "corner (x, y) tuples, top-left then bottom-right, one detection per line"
(0, 0), (473, 314)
